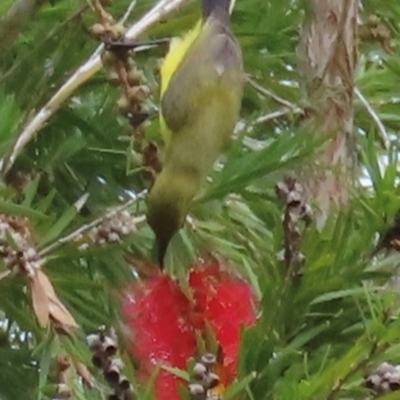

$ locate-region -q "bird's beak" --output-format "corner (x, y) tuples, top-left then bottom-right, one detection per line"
(104, 38), (171, 52)
(153, 235), (169, 270)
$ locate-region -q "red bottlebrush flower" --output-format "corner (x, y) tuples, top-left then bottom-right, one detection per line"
(122, 261), (257, 400)
(122, 274), (197, 400)
(189, 262), (257, 381)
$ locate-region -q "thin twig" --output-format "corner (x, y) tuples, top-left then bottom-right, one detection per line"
(254, 107), (302, 125)
(247, 76), (299, 110)
(246, 77), (303, 125)
(121, 0), (137, 24)
(38, 190), (148, 257)
(354, 86), (389, 150)
(1, 0), (191, 177)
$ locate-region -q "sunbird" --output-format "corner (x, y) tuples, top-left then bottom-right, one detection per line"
(147, 0), (244, 268)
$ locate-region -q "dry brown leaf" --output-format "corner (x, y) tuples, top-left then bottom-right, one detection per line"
(30, 271), (50, 328)
(32, 271), (78, 332)
(75, 362), (95, 387)
(36, 269), (57, 296)
(48, 296), (78, 331)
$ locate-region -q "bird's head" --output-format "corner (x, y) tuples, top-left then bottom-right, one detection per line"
(146, 169), (200, 268)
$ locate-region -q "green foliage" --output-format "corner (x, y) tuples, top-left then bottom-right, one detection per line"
(0, 0), (400, 399)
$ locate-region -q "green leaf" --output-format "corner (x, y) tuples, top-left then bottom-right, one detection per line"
(38, 204), (80, 246)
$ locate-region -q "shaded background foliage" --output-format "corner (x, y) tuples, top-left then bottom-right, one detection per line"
(0, 0), (400, 399)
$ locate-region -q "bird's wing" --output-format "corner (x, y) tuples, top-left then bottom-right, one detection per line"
(160, 19), (242, 133)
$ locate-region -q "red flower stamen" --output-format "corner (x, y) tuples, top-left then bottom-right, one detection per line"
(122, 260), (257, 400)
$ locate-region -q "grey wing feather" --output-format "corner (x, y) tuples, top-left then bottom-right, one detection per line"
(161, 19), (242, 133)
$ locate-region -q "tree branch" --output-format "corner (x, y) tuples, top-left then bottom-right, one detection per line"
(296, 0), (358, 228)
(38, 190), (148, 258)
(0, 0), (47, 51)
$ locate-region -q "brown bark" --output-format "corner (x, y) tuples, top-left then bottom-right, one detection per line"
(297, 0), (357, 227)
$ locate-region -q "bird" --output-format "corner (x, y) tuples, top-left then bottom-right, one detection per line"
(146, 0), (244, 268)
